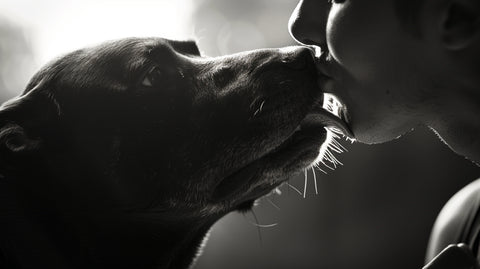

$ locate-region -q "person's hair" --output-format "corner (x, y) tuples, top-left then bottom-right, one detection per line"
(394, 0), (425, 37)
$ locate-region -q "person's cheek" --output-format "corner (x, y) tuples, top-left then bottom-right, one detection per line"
(325, 4), (346, 66)
(326, 3), (377, 81)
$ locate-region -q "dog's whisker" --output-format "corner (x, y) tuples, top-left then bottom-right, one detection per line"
(323, 152), (334, 167)
(265, 197), (281, 211)
(329, 127), (343, 138)
(284, 182), (303, 196)
(327, 141), (345, 154)
(325, 149), (342, 167)
(320, 134), (346, 169)
(250, 210), (264, 246)
(249, 222), (279, 228)
(313, 163), (328, 174)
(320, 158), (336, 171)
(252, 99), (266, 117)
(329, 127), (357, 144)
(259, 100), (265, 111)
(249, 209), (278, 229)
(331, 136), (348, 152)
(249, 96), (261, 109)
(303, 168), (308, 198)
(311, 167), (318, 195)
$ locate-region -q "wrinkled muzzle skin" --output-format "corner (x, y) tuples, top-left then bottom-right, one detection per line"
(0, 38), (329, 269)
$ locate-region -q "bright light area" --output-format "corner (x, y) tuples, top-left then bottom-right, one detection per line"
(0, 0), (195, 66)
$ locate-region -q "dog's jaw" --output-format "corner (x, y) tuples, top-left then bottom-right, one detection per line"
(209, 116), (329, 210)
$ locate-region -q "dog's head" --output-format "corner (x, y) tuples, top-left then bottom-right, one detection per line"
(0, 38), (350, 268)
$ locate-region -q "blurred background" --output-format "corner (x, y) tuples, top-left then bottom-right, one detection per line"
(1, 0), (479, 268)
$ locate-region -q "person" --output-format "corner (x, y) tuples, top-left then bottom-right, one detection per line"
(288, 0), (480, 268)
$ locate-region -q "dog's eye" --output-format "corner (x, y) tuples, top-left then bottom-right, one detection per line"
(142, 67), (163, 87)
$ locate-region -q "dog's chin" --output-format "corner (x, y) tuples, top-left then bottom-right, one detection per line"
(210, 108), (341, 211)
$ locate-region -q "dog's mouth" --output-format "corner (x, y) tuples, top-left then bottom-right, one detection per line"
(314, 93), (353, 138)
(210, 94), (352, 208)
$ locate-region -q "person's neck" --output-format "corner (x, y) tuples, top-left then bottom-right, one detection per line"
(428, 81), (480, 165)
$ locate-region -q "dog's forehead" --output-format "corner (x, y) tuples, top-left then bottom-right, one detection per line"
(81, 38), (162, 69)
(54, 37), (197, 77)
(26, 38), (164, 93)
(87, 37), (199, 60)
(23, 37), (200, 98)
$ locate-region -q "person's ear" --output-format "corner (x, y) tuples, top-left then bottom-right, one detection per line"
(439, 0), (480, 50)
(0, 80), (59, 157)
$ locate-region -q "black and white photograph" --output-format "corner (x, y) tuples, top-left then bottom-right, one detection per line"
(0, 0), (479, 268)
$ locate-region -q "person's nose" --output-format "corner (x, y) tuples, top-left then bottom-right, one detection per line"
(288, 0), (329, 50)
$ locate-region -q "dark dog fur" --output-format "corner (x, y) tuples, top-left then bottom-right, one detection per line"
(0, 38), (333, 269)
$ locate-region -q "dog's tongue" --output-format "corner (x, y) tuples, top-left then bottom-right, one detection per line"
(303, 93), (354, 138)
(302, 109), (353, 138)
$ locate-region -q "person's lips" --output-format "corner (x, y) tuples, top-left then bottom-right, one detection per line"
(313, 49), (333, 75)
(314, 52), (337, 93)
(313, 53), (355, 139)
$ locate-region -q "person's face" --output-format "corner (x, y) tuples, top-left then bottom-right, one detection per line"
(289, 0), (432, 144)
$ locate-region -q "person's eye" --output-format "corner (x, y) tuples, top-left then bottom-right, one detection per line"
(328, 0), (346, 4)
(141, 66), (164, 87)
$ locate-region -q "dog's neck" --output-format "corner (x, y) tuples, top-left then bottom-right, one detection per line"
(0, 168), (215, 269)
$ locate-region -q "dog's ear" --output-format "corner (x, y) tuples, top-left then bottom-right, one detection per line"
(169, 40), (202, 56)
(0, 80), (59, 156)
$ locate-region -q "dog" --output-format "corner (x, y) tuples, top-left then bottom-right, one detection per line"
(0, 37), (351, 269)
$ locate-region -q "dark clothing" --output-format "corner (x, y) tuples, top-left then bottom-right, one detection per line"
(426, 178), (480, 263)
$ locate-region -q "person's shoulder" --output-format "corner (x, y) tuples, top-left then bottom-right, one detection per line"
(426, 178), (480, 262)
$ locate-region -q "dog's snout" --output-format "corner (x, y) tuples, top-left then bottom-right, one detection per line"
(280, 46), (315, 70)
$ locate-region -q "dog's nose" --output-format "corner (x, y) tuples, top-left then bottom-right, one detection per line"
(280, 46), (315, 70)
